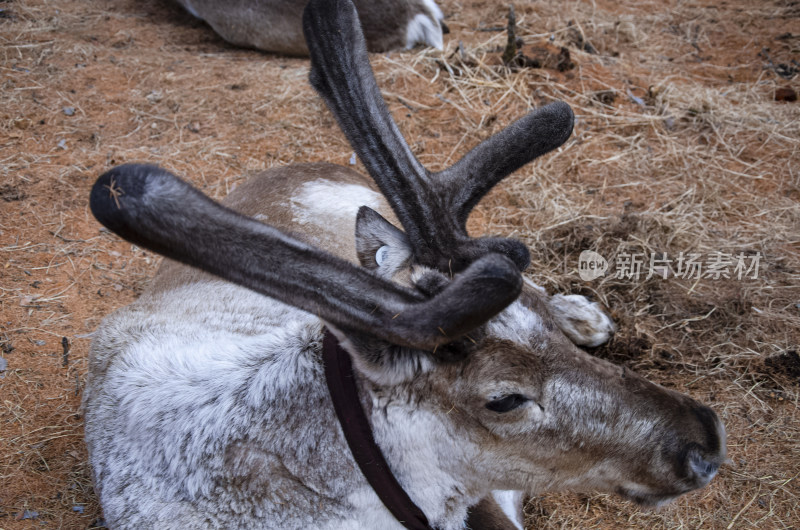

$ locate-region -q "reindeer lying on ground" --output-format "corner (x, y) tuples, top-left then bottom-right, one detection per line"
(174, 0), (445, 55)
(84, 0), (725, 528)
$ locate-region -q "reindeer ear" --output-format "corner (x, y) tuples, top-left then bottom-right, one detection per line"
(355, 206), (412, 277)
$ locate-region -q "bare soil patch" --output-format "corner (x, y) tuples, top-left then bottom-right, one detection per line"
(1, 0), (798, 528)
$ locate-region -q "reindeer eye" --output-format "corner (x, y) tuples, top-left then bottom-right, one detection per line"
(485, 394), (530, 413)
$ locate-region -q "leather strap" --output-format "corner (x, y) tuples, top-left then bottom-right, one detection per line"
(322, 330), (436, 530)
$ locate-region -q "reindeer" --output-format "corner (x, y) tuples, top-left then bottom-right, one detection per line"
(174, 0), (445, 55)
(84, 0), (726, 528)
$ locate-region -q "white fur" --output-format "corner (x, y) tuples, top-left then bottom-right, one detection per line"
(544, 376), (656, 444)
(523, 278), (614, 348)
(491, 490), (524, 530)
(486, 300), (546, 347)
(85, 277), (493, 528)
(421, 0), (443, 21)
(546, 294), (615, 347)
(405, 13), (443, 51)
(291, 179), (383, 226)
(290, 179), (385, 251)
(405, 0), (444, 51)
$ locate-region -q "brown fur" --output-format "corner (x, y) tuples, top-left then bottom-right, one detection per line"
(466, 497), (521, 530)
(175, 0), (441, 55)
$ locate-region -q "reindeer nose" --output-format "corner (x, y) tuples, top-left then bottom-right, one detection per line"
(686, 448), (720, 485)
(681, 404), (726, 488)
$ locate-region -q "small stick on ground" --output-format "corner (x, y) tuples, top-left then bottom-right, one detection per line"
(502, 5), (518, 65)
(61, 336), (69, 367)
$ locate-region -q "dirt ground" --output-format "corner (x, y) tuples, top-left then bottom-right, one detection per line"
(1, 0), (798, 528)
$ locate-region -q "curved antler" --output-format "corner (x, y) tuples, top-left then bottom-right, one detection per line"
(435, 103), (574, 227)
(90, 164), (521, 351)
(302, 0), (574, 274)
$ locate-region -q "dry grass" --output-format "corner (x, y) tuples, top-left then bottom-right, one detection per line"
(1, 0), (798, 528)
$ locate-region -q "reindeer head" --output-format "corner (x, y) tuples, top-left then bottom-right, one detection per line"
(90, 0), (724, 510)
(405, 292), (725, 504)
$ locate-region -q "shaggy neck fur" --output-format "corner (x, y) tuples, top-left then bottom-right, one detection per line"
(322, 330), (434, 530)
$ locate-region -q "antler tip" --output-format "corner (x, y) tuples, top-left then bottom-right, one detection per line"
(545, 100), (575, 143)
